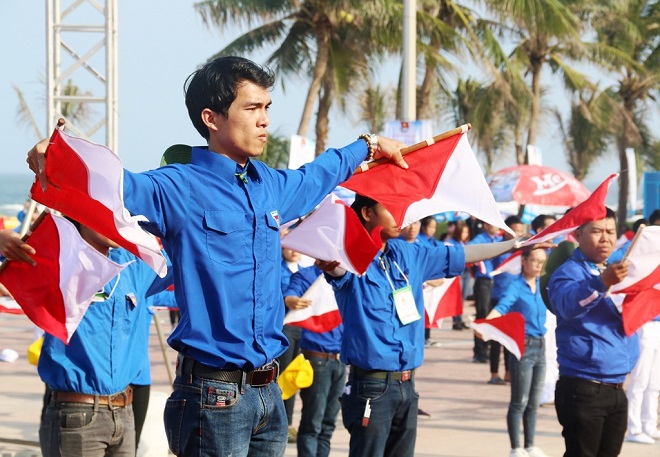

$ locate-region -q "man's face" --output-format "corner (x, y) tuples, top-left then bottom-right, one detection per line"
(522, 249), (546, 278)
(575, 217), (617, 264)
(364, 203), (400, 241)
(484, 223), (500, 236)
(207, 81), (271, 165)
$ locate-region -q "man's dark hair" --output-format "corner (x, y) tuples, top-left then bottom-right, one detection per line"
(531, 214), (555, 234)
(504, 215), (522, 228)
(577, 207), (617, 232)
(184, 56), (275, 141)
(351, 194), (378, 225)
(633, 218), (648, 233)
(649, 209), (660, 226)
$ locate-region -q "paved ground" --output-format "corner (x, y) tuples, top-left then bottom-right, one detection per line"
(0, 311), (657, 457)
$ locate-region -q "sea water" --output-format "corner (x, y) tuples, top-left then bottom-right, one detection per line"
(0, 173), (34, 217)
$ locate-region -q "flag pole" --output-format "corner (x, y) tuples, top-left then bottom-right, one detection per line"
(352, 123), (472, 175)
(0, 210), (49, 274)
(605, 225), (645, 295)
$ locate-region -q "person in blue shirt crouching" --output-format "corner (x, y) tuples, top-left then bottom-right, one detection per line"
(317, 194), (516, 457)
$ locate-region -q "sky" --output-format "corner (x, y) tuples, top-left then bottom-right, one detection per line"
(0, 1), (626, 196)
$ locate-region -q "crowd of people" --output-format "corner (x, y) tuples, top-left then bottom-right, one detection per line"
(0, 54), (658, 457)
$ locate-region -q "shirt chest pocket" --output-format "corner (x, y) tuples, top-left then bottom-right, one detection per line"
(204, 211), (248, 266)
(264, 212), (281, 262)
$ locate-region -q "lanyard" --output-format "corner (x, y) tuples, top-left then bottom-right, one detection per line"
(379, 253), (409, 292)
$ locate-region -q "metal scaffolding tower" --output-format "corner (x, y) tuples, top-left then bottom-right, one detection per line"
(46, 0), (118, 150)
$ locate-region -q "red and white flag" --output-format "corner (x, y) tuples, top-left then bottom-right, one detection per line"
(30, 128), (167, 277)
(610, 226), (660, 336)
(518, 174), (618, 248)
(283, 274), (342, 333)
(423, 277), (462, 328)
(472, 312), (526, 360)
(281, 194), (382, 276)
(491, 251), (522, 277)
(341, 127), (514, 236)
(0, 213), (127, 343)
(0, 296), (23, 315)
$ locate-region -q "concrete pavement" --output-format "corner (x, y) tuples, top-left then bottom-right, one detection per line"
(0, 311), (656, 456)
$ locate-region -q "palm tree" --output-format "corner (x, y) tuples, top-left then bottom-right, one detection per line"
(553, 88), (616, 181)
(257, 130), (290, 169)
(590, 0), (660, 223)
(487, 0), (589, 164)
(15, 79), (94, 138)
(357, 80), (395, 134)
(195, 0), (397, 152)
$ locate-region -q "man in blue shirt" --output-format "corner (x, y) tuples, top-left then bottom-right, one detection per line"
(319, 195), (515, 457)
(284, 264), (345, 457)
(548, 208), (639, 457)
(1, 221), (170, 456)
(28, 56), (409, 456)
(469, 222), (504, 363)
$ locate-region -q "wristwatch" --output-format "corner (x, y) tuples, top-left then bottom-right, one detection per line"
(358, 133), (379, 161)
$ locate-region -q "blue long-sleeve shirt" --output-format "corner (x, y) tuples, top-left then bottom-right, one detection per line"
(494, 275), (546, 337)
(123, 142), (366, 370)
(284, 265), (343, 354)
(468, 231), (503, 278)
(547, 248), (639, 383)
(39, 248), (170, 394)
(328, 239), (464, 371)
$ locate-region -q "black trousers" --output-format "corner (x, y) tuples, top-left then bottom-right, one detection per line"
(555, 377), (628, 457)
(472, 277), (493, 359)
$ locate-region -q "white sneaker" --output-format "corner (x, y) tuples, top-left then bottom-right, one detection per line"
(626, 432), (655, 444)
(509, 449), (529, 457)
(644, 428), (660, 439)
(525, 447), (549, 457)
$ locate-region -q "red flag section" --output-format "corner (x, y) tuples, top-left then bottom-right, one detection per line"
(519, 174), (618, 248)
(472, 312), (526, 360)
(30, 129), (167, 277)
(611, 226), (660, 335)
(0, 213), (126, 343)
(341, 130), (514, 236)
(284, 275), (342, 333)
(423, 277), (462, 328)
(281, 194), (382, 276)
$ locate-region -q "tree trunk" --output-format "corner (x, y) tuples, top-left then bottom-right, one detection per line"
(297, 25), (330, 138)
(315, 72), (334, 156)
(417, 54), (435, 120)
(525, 62), (542, 164)
(616, 103), (633, 228)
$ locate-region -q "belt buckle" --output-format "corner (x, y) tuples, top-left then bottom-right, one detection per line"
(108, 390), (127, 410)
(250, 366), (275, 387)
(401, 370), (411, 382)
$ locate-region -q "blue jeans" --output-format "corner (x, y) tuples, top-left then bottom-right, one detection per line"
(164, 373), (287, 456)
(507, 337), (546, 449)
(341, 371), (419, 457)
(297, 356), (346, 457)
(40, 398), (135, 457)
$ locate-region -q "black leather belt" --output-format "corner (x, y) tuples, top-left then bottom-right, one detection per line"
(561, 376), (624, 390)
(301, 349), (341, 361)
(353, 366), (415, 382)
(176, 355), (278, 387)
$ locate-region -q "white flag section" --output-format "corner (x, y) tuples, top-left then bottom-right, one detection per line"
(423, 277), (461, 327)
(30, 129), (167, 277)
(472, 313), (526, 361)
(0, 296), (22, 315)
(611, 226), (660, 293)
(283, 274), (341, 333)
(491, 252), (522, 277)
(288, 135), (316, 169)
(0, 214), (128, 343)
(342, 130), (514, 236)
(281, 194), (381, 276)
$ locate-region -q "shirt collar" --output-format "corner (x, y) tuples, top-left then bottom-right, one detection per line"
(190, 147), (261, 184)
(572, 248), (602, 275)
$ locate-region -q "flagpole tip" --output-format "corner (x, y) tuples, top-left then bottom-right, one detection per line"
(57, 118), (66, 128)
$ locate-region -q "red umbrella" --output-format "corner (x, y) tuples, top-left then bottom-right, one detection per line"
(487, 165), (590, 206)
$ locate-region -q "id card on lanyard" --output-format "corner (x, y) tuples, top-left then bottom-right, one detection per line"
(380, 254), (421, 325)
